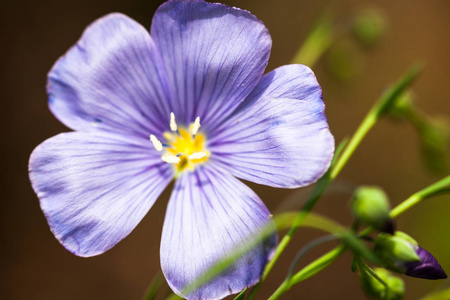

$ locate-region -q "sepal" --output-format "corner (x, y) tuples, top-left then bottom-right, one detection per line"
(374, 231), (420, 273)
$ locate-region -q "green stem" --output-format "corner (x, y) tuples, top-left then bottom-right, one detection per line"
(143, 272), (164, 300)
(291, 11), (334, 66)
(249, 64), (423, 300)
(330, 63), (423, 179)
(249, 64), (422, 300)
(286, 235), (338, 279)
(268, 245), (346, 300)
(261, 170), (333, 281)
(357, 258), (388, 289)
(277, 211), (346, 234)
(358, 175), (450, 239)
(390, 175), (450, 218)
(164, 212), (341, 300)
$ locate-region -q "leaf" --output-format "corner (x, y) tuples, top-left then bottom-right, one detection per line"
(234, 288), (247, 300)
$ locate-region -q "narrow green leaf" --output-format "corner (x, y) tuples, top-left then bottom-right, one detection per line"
(233, 288), (247, 300)
(290, 245), (346, 286)
(143, 272), (164, 300)
(286, 235), (338, 279)
(340, 231), (380, 264)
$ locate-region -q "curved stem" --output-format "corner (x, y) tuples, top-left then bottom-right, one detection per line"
(249, 63), (422, 300)
(268, 245), (346, 300)
(330, 63), (423, 179)
(390, 175), (450, 218)
(286, 235), (338, 279)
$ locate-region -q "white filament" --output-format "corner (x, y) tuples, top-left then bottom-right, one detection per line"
(161, 155), (181, 164)
(188, 151), (207, 160)
(192, 117), (201, 135)
(170, 112), (178, 132)
(150, 134), (163, 151)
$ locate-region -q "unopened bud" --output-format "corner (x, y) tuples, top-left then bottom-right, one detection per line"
(374, 231), (447, 279)
(404, 246), (447, 280)
(353, 7), (387, 46)
(374, 231), (420, 273)
(351, 186), (394, 233)
(418, 117), (449, 172)
(360, 268), (405, 300)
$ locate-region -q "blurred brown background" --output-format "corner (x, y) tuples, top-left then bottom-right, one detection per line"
(2, 0), (450, 299)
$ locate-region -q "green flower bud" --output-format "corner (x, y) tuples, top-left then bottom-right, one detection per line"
(353, 7), (387, 46)
(325, 40), (362, 81)
(374, 231), (420, 273)
(360, 268), (405, 300)
(351, 186), (394, 233)
(417, 117), (449, 173)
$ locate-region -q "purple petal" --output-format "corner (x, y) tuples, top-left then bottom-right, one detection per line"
(48, 13), (172, 137)
(160, 165), (277, 300)
(151, 0), (272, 131)
(405, 246), (447, 280)
(209, 64), (334, 188)
(29, 132), (173, 257)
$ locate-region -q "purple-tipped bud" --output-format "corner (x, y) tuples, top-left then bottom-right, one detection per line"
(405, 246), (447, 280)
(375, 232), (447, 280)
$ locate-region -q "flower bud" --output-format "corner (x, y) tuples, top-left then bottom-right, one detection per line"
(360, 268), (405, 300)
(374, 232), (420, 273)
(417, 117), (449, 173)
(404, 246), (447, 280)
(374, 231), (447, 279)
(353, 7), (387, 46)
(351, 186), (394, 233)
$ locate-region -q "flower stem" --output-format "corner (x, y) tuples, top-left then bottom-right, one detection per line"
(261, 168), (334, 280)
(390, 175), (450, 218)
(268, 245), (346, 300)
(142, 271), (165, 300)
(330, 63), (423, 179)
(357, 175), (450, 239)
(286, 235), (339, 279)
(291, 11), (334, 67)
(249, 63), (422, 300)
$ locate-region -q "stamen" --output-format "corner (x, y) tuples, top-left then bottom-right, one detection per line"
(161, 155), (181, 164)
(150, 134), (163, 151)
(188, 151), (207, 160)
(170, 112), (178, 132)
(192, 117), (201, 135)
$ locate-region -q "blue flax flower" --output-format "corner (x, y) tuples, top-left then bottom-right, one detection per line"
(29, 0), (334, 299)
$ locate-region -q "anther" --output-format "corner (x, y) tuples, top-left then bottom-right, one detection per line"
(188, 151), (207, 160)
(170, 112), (178, 132)
(192, 117), (201, 136)
(150, 134), (163, 151)
(161, 155), (181, 164)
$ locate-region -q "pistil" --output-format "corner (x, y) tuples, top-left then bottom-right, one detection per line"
(149, 113), (209, 172)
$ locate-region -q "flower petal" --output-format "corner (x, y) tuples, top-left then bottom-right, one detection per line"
(29, 132), (173, 257)
(160, 166), (277, 300)
(210, 64), (334, 188)
(151, 0), (272, 131)
(48, 13), (172, 136)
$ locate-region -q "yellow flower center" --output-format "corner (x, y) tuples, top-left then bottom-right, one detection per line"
(150, 113), (209, 174)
